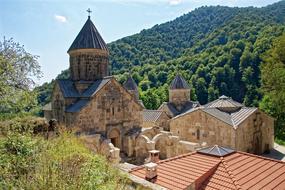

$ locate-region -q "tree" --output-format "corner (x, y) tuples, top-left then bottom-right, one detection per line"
(141, 89), (160, 109)
(0, 38), (41, 116)
(260, 33), (285, 140)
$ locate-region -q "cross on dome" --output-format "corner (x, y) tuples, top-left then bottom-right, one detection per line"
(86, 8), (92, 18)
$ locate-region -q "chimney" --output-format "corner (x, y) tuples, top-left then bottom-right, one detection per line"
(149, 150), (160, 163)
(145, 162), (158, 181)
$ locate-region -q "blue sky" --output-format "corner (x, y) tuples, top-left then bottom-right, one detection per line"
(0, 0), (280, 85)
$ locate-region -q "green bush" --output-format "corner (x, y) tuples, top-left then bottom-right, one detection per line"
(0, 118), (128, 189)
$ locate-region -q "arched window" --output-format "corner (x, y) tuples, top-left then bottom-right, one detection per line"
(197, 129), (200, 140)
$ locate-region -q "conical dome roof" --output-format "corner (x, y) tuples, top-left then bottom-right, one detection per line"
(170, 75), (190, 90)
(123, 76), (138, 91)
(68, 17), (108, 52)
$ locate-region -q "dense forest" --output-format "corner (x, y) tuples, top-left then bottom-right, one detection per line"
(109, 2), (285, 107)
(36, 1), (285, 109)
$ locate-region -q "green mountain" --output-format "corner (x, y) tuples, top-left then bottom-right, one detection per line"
(36, 1), (285, 109)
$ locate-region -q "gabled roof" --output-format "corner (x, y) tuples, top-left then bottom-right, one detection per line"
(169, 75), (190, 90)
(159, 101), (200, 117)
(143, 110), (166, 122)
(130, 145), (285, 190)
(57, 77), (112, 113)
(68, 17), (108, 52)
(57, 76), (143, 113)
(173, 96), (258, 128)
(57, 77), (112, 99)
(130, 152), (221, 190)
(123, 77), (138, 91)
(57, 80), (80, 98)
(66, 99), (90, 113)
(81, 77), (112, 97)
(174, 106), (257, 128)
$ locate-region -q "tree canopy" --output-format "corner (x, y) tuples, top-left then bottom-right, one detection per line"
(0, 38), (42, 118)
(260, 33), (285, 141)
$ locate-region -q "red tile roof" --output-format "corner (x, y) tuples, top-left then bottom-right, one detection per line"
(130, 149), (285, 190)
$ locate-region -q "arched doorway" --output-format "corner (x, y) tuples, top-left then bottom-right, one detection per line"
(108, 128), (121, 149)
(153, 133), (171, 159)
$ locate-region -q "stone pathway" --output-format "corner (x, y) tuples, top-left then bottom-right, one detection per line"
(262, 143), (285, 161)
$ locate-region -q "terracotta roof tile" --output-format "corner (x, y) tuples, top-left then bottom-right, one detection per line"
(130, 146), (285, 190)
(130, 152), (220, 190)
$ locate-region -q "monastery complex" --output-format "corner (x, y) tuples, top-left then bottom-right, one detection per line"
(43, 15), (283, 190)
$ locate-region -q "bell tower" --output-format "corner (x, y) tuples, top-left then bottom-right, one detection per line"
(68, 10), (109, 81)
(169, 74), (191, 109)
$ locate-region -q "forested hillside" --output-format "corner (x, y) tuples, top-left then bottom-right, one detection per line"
(36, 1), (285, 109)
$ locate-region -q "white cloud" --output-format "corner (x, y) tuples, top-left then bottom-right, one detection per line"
(169, 0), (182, 5)
(54, 15), (67, 23)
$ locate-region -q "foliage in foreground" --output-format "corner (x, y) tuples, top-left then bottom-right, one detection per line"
(0, 118), (128, 189)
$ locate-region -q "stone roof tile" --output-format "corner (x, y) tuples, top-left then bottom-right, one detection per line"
(65, 99), (90, 113)
(81, 76), (112, 97)
(57, 80), (80, 98)
(143, 110), (164, 122)
(68, 17), (108, 52)
(169, 75), (190, 90)
(160, 101), (200, 117)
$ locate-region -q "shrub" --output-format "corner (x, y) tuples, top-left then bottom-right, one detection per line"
(0, 118), (128, 189)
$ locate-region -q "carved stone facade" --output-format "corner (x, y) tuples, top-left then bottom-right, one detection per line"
(49, 16), (144, 157)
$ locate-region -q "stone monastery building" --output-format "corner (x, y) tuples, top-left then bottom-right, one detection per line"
(45, 15), (274, 163)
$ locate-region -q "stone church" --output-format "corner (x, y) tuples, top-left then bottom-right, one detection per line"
(50, 15), (143, 155)
(45, 14), (274, 163)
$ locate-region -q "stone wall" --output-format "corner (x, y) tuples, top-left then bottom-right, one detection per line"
(158, 112), (170, 131)
(134, 130), (201, 165)
(51, 83), (66, 124)
(170, 109), (235, 148)
(43, 110), (52, 121)
(169, 89), (190, 106)
(69, 49), (109, 81)
(235, 110), (274, 154)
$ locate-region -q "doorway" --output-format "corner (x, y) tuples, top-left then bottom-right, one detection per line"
(108, 128), (121, 149)
(253, 132), (262, 154)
